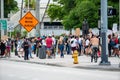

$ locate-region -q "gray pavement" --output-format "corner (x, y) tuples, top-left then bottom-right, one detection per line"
(0, 52), (120, 71)
(1, 60), (120, 80)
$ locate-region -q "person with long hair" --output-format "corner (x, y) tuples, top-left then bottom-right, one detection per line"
(58, 36), (64, 58)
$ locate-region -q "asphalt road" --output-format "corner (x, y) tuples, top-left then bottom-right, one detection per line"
(0, 60), (120, 80)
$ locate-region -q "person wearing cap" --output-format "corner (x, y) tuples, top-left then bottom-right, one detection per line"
(45, 34), (53, 58)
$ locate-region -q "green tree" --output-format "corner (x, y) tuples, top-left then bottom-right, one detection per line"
(48, 0), (97, 29)
(4, 0), (18, 18)
(47, 0), (119, 30)
(75, 0), (98, 28)
(22, 30), (28, 37)
(47, 4), (64, 21)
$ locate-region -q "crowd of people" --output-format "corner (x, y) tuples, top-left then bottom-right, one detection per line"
(0, 30), (120, 62)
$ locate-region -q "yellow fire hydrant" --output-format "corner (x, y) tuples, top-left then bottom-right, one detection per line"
(72, 50), (78, 64)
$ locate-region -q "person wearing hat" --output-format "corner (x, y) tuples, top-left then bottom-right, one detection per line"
(45, 34), (53, 58)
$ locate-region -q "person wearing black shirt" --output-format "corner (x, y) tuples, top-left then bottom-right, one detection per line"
(23, 39), (29, 60)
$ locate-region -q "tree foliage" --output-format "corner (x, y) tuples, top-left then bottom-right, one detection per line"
(4, 0), (18, 18)
(47, 0), (119, 30)
(47, 4), (64, 21)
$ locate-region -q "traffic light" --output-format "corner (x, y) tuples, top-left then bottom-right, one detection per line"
(108, 8), (116, 16)
(98, 8), (117, 16)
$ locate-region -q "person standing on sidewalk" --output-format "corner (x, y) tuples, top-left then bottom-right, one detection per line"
(90, 34), (99, 62)
(70, 35), (78, 54)
(28, 39), (33, 58)
(6, 38), (11, 57)
(0, 40), (6, 57)
(51, 35), (56, 58)
(58, 36), (64, 58)
(23, 38), (29, 60)
(14, 38), (19, 57)
(46, 34), (53, 58)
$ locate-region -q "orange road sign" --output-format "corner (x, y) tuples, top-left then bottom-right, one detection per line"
(19, 11), (39, 32)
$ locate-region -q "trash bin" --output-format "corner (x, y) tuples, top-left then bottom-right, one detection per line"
(38, 45), (46, 59)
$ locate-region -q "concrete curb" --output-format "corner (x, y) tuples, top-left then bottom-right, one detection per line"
(0, 58), (65, 67)
(1, 58), (120, 72)
(74, 66), (120, 72)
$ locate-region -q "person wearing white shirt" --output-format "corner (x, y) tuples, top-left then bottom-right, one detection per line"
(70, 36), (77, 54)
(85, 35), (91, 55)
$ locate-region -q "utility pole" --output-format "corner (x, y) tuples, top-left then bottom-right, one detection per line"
(0, 0), (4, 39)
(1, 0), (4, 19)
(28, 0), (30, 11)
(99, 0), (110, 65)
(118, 0), (120, 33)
(35, 0), (40, 37)
(20, 0), (24, 33)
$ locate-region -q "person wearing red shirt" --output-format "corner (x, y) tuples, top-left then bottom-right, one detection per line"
(113, 34), (119, 57)
(46, 34), (53, 58)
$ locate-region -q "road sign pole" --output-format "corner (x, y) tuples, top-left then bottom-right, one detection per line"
(35, 0), (40, 37)
(99, 0), (111, 65)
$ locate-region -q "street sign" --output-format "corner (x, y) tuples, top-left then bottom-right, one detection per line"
(0, 19), (7, 30)
(19, 11), (39, 32)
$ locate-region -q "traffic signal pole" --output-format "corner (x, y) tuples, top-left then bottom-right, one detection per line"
(99, 0), (111, 65)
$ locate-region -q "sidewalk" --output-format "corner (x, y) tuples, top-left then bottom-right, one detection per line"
(1, 52), (120, 71)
